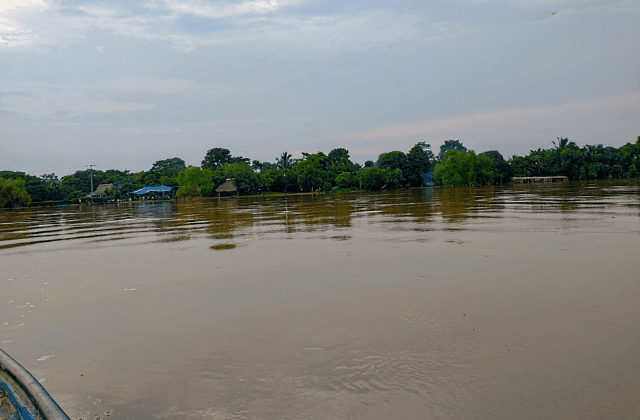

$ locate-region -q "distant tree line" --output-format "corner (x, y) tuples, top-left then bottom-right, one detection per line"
(0, 157), (187, 206)
(0, 137), (638, 207)
(176, 142), (436, 197)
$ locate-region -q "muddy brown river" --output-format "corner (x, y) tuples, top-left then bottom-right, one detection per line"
(1, 180), (639, 420)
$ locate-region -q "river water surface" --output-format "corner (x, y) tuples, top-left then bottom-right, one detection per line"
(1, 180), (639, 420)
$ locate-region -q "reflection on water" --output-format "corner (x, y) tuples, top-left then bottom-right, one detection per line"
(1, 179), (639, 420)
(0, 209), (32, 243)
(1, 180), (637, 251)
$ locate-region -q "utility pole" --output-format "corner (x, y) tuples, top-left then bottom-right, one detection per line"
(87, 164), (96, 203)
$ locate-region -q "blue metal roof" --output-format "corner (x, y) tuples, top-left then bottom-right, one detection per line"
(133, 185), (173, 194)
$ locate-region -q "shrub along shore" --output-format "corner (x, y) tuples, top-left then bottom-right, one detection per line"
(1, 137), (639, 208)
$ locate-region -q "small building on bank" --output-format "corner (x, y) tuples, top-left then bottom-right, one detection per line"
(94, 183), (114, 197)
(216, 178), (238, 197)
(132, 185), (173, 200)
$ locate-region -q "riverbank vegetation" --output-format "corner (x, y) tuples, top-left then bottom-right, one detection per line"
(0, 137), (638, 207)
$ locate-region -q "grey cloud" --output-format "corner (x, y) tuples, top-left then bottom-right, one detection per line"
(10, 95), (154, 118)
(112, 77), (195, 94)
(330, 69), (365, 77)
(109, 78), (249, 98)
(1, 90), (34, 97)
(168, 10), (443, 53)
(1, 1), (462, 55)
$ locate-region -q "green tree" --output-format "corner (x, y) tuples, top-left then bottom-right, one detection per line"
(620, 142), (640, 176)
(357, 167), (384, 191)
(437, 140), (467, 161)
(291, 153), (326, 192)
(257, 170), (275, 190)
(150, 157), (186, 174)
(327, 148), (359, 174)
(382, 168), (403, 189)
(146, 157), (186, 187)
(479, 150), (511, 184)
(252, 160), (275, 173)
(59, 169), (107, 199)
(508, 155), (534, 177)
(202, 148), (233, 170)
(434, 150), (493, 186)
(176, 167), (215, 196)
(474, 154), (494, 185)
(0, 171), (66, 202)
(552, 137), (575, 150)
(276, 152), (295, 170)
(0, 178), (31, 207)
(377, 151), (408, 173)
(40, 173), (60, 187)
(335, 172), (354, 188)
(406, 142), (434, 187)
(260, 168), (288, 192)
(327, 148), (349, 163)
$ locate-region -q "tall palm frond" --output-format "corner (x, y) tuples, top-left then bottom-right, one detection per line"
(276, 152), (294, 170)
(553, 137), (569, 150)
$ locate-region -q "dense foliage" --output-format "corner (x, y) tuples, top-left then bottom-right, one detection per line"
(508, 140), (640, 180)
(434, 150), (493, 187)
(176, 167), (214, 196)
(1, 137), (638, 205)
(0, 178), (32, 207)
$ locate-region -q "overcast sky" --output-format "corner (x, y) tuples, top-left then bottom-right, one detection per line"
(1, 0), (637, 175)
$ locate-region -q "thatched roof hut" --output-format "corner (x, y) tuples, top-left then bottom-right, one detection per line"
(215, 178), (238, 196)
(94, 183), (114, 197)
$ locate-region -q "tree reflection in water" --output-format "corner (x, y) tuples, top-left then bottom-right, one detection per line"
(0, 208), (31, 243)
(434, 186), (500, 223)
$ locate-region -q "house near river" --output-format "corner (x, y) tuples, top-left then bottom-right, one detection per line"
(93, 183), (114, 197)
(87, 183), (113, 198)
(215, 178), (238, 197)
(132, 185), (174, 200)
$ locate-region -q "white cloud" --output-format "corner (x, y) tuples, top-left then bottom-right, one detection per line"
(0, 0), (49, 47)
(0, 0), (48, 13)
(95, 45), (104, 52)
(0, 0), (465, 54)
(144, 0), (304, 18)
(9, 94), (153, 117)
(168, 10), (460, 53)
(0, 0), (633, 53)
(0, 2), (172, 49)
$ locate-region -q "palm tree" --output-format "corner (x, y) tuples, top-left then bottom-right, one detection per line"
(552, 137), (569, 150)
(276, 152), (294, 170)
